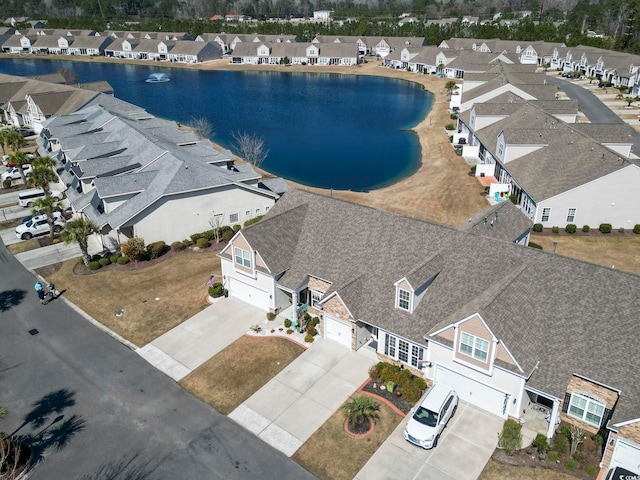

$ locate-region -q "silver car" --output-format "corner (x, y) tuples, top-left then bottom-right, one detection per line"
(404, 383), (458, 449)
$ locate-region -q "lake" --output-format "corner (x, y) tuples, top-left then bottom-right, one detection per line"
(0, 59), (433, 191)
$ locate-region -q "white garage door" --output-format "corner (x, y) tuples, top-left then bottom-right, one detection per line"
(611, 440), (640, 473)
(324, 316), (352, 349)
(228, 277), (269, 310)
(435, 365), (508, 418)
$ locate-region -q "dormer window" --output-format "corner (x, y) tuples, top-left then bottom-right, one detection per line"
(460, 332), (489, 362)
(398, 289), (410, 311)
(234, 247), (251, 269)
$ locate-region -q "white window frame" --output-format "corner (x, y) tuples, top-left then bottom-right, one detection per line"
(541, 207), (551, 222)
(459, 332), (489, 362)
(230, 212), (239, 223)
(384, 333), (424, 367)
(398, 288), (410, 311)
(568, 393), (605, 427)
(567, 208), (576, 223)
(233, 246), (251, 269)
(310, 289), (323, 307)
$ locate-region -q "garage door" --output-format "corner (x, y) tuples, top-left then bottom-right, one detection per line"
(610, 440), (640, 474)
(227, 277), (269, 310)
(435, 365), (508, 418)
(324, 316), (352, 349)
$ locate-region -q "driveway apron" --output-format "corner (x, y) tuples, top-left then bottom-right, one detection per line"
(229, 338), (374, 457)
(355, 402), (503, 480)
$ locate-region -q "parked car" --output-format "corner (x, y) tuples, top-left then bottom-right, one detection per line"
(599, 81), (614, 88)
(18, 127), (35, 137)
(403, 383), (458, 449)
(2, 153), (35, 167)
(18, 188), (64, 207)
(1, 164), (32, 181)
(21, 211), (64, 224)
(15, 215), (66, 240)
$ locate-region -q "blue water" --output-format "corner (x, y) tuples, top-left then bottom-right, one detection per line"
(0, 59), (433, 191)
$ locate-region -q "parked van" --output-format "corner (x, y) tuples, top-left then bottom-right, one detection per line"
(18, 188), (64, 207)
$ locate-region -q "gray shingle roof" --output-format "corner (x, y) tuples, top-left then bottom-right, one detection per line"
(456, 201), (532, 242)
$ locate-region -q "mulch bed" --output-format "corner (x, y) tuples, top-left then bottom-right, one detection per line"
(360, 378), (414, 415)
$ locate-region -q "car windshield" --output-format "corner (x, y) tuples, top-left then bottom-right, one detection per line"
(413, 406), (438, 427)
(25, 220), (33, 228)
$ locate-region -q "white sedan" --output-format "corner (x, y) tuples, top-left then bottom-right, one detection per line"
(15, 215), (66, 240)
(1, 164), (32, 181)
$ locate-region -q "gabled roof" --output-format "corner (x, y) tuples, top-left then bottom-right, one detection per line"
(456, 201), (532, 242)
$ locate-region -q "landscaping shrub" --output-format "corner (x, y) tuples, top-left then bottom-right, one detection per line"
(2, 178), (12, 189)
(286, 328), (294, 334)
(221, 230), (235, 242)
(312, 316), (320, 326)
(146, 240), (166, 259)
(509, 194), (518, 205)
(582, 225), (590, 232)
(208, 282), (225, 298)
(368, 364), (381, 381)
(402, 381), (421, 404)
(121, 237), (147, 261)
(88, 261), (101, 270)
(109, 254), (121, 263)
(548, 451), (559, 462)
(196, 237), (210, 249)
(91, 254), (102, 262)
(190, 232), (205, 243)
(528, 242), (543, 249)
(559, 425), (572, 439)
(565, 460), (576, 471)
(232, 224), (241, 232)
(533, 434), (550, 453)
(414, 377), (427, 391)
(634, 224), (640, 234)
(306, 324), (317, 336)
(532, 223), (543, 232)
(498, 419), (522, 455)
(585, 465), (597, 476)
(599, 223), (612, 234)
(565, 224), (577, 234)
(552, 226), (559, 234)
(99, 257), (111, 266)
(266, 312), (276, 321)
(450, 113), (457, 119)
(182, 239), (193, 247)
(592, 434), (604, 451)
(171, 241), (186, 251)
(117, 256), (130, 265)
(243, 215), (264, 227)
(284, 319), (292, 328)
(304, 334), (314, 343)
(202, 229), (216, 241)
(553, 433), (569, 455)
(618, 227), (625, 234)
(444, 123), (455, 130)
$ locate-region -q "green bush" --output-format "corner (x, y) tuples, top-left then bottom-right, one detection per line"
(618, 227), (625, 234)
(552, 434), (569, 455)
(444, 123), (455, 130)
(243, 215), (264, 227)
(402, 381), (421, 404)
(368, 364), (381, 381)
(414, 377), (427, 391)
(585, 465), (597, 476)
(450, 113), (457, 119)
(286, 328), (294, 334)
(121, 237), (147, 262)
(599, 223), (612, 233)
(171, 241), (186, 251)
(559, 425), (572, 439)
(2, 178), (12, 189)
(509, 194), (518, 205)
(498, 419), (522, 456)
(565, 460), (576, 471)
(146, 240), (166, 259)
(208, 282), (225, 298)
(304, 334), (314, 343)
(232, 224), (241, 232)
(182, 239), (193, 247)
(190, 232), (205, 243)
(88, 261), (101, 270)
(202, 229), (216, 241)
(532, 223), (543, 232)
(196, 237), (210, 249)
(109, 254), (121, 263)
(222, 230), (235, 242)
(312, 316), (320, 326)
(533, 434), (549, 453)
(99, 257), (111, 266)
(592, 434), (604, 450)
(284, 319), (292, 328)
(565, 224), (577, 234)
(633, 224), (640, 234)
(528, 242), (543, 250)
(551, 226), (559, 234)
(91, 254), (102, 262)
(582, 225), (590, 232)
(548, 451), (559, 462)
(117, 256), (130, 265)
(306, 324), (317, 336)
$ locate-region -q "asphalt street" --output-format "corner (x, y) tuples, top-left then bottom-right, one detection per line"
(0, 239), (316, 479)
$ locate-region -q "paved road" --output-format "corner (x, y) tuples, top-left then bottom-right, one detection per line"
(548, 75), (640, 155)
(0, 239), (315, 479)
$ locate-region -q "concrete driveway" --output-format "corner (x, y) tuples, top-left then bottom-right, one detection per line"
(229, 338), (374, 457)
(356, 401), (503, 480)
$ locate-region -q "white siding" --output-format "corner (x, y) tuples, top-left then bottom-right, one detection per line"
(221, 256), (276, 311)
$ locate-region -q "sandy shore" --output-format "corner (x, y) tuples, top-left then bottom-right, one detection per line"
(3, 54), (488, 226)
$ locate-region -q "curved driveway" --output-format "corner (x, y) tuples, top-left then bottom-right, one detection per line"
(0, 240), (315, 479)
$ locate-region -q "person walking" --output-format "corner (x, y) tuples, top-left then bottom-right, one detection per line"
(34, 281), (45, 305)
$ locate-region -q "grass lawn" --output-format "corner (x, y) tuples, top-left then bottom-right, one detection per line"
(479, 460), (578, 480)
(292, 398), (403, 480)
(45, 250), (220, 347)
(7, 238), (40, 255)
(179, 336), (304, 415)
(531, 234), (640, 275)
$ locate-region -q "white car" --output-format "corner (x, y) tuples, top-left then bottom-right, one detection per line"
(15, 215), (66, 240)
(1, 164), (32, 181)
(403, 383), (458, 449)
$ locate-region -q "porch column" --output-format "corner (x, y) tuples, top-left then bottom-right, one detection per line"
(292, 290), (298, 320)
(547, 398), (560, 439)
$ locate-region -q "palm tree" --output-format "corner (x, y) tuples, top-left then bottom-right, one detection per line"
(7, 151), (30, 186)
(341, 396), (380, 433)
(62, 217), (98, 266)
(5, 129), (25, 152)
(27, 156), (58, 192)
(445, 80), (458, 98)
(31, 194), (62, 241)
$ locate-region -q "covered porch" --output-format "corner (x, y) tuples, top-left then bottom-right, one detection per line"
(520, 388), (561, 444)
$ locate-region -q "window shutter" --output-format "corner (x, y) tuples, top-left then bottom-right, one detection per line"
(562, 393), (571, 414)
(602, 408), (612, 427)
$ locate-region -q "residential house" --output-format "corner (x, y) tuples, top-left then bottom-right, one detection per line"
(104, 39), (139, 58)
(68, 35), (113, 56)
(167, 40), (222, 63)
(221, 188), (640, 478)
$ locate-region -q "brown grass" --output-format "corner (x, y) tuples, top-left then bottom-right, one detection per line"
(45, 250), (219, 346)
(7, 238), (40, 255)
(531, 234), (640, 275)
(179, 335), (304, 415)
(292, 398), (403, 480)
(479, 460), (579, 480)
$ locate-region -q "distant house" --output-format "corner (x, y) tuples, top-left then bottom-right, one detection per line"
(313, 10), (333, 20)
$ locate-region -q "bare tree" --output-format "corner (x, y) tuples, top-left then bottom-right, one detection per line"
(232, 131), (269, 168)
(189, 117), (214, 139)
(569, 425), (586, 456)
(208, 212), (224, 243)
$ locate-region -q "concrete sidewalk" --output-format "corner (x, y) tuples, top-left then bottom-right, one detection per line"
(229, 338), (374, 457)
(15, 241), (80, 270)
(137, 297), (265, 381)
